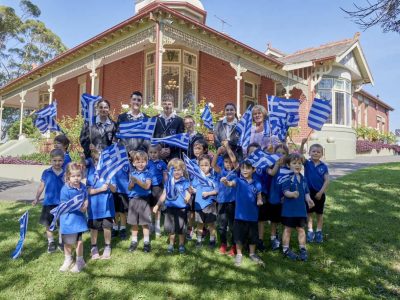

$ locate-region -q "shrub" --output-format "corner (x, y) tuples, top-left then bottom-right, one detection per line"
(7, 116), (40, 140)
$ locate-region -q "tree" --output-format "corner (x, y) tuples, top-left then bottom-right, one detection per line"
(342, 0), (400, 33)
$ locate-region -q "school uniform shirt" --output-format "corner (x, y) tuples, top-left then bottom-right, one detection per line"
(216, 168), (237, 204)
(253, 167), (269, 195)
(165, 178), (190, 209)
(268, 166), (292, 205)
(41, 167), (64, 206)
(193, 174), (218, 210)
(59, 183), (88, 234)
(304, 159), (329, 191)
(281, 174), (310, 218)
(148, 160), (167, 186)
(127, 169), (152, 199)
(111, 164), (130, 194)
(63, 152), (72, 170)
(86, 165), (115, 220)
(233, 177), (262, 222)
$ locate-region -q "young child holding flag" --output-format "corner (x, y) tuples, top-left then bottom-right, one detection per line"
(86, 150), (116, 260)
(127, 151), (152, 253)
(33, 149), (65, 253)
(59, 163), (89, 273)
(153, 158), (191, 253)
(300, 139), (330, 243)
(281, 153), (315, 261)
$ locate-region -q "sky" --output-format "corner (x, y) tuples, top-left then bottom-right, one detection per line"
(3, 0), (399, 130)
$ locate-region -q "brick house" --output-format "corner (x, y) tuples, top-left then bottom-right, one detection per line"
(0, 0), (393, 159)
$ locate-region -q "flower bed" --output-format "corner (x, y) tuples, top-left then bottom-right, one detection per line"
(0, 156), (44, 165)
(356, 140), (400, 154)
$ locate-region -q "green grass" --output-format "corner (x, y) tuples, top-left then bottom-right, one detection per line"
(1, 164), (400, 299)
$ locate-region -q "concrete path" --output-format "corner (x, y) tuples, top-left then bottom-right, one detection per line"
(0, 156), (400, 201)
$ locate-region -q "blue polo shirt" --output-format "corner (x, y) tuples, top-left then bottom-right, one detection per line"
(86, 165), (115, 220)
(304, 159), (329, 191)
(148, 159), (167, 186)
(281, 174), (309, 218)
(59, 183), (88, 234)
(216, 168), (237, 204)
(128, 169), (151, 199)
(193, 174), (218, 210)
(63, 152), (72, 170)
(234, 177), (262, 222)
(253, 167), (269, 195)
(268, 166), (292, 205)
(41, 167), (64, 206)
(111, 165), (130, 194)
(165, 178), (190, 209)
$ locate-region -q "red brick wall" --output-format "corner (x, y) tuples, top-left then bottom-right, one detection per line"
(54, 77), (79, 118)
(259, 76), (275, 105)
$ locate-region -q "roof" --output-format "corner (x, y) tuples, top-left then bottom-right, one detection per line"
(356, 89), (394, 111)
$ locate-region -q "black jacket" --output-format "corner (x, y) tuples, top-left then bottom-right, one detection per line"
(153, 115), (185, 160)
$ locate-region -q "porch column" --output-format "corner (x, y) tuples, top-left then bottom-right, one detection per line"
(86, 57), (103, 95)
(19, 91), (27, 140)
(230, 62), (247, 114)
(155, 21), (163, 106)
(47, 75), (57, 104)
(0, 98), (4, 139)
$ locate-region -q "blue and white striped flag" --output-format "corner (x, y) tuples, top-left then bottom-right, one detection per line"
(277, 167), (294, 184)
(308, 98), (332, 131)
(95, 143), (130, 184)
(151, 133), (189, 150)
(286, 113), (300, 128)
(201, 104), (214, 130)
(236, 106), (253, 149)
(49, 193), (85, 231)
(183, 154), (214, 188)
(35, 101), (57, 118)
(247, 149), (281, 169)
(34, 102), (61, 133)
(165, 167), (177, 200)
(268, 96), (286, 119)
(116, 117), (157, 140)
(279, 98), (300, 128)
(81, 93), (101, 126)
(11, 211), (29, 259)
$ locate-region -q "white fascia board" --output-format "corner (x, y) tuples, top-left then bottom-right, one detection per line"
(282, 61), (312, 71)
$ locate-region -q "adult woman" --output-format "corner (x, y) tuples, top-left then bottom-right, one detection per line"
(80, 99), (117, 158)
(247, 105), (270, 152)
(116, 91), (150, 152)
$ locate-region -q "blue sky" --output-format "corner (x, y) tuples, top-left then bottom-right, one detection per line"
(4, 0), (399, 130)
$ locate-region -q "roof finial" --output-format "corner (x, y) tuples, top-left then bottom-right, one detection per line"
(354, 32), (361, 40)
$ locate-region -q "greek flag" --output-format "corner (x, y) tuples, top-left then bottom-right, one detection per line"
(95, 143), (130, 184)
(277, 167), (294, 184)
(286, 113), (300, 128)
(49, 193), (85, 231)
(236, 106), (253, 149)
(183, 154), (214, 188)
(201, 104), (214, 130)
(35, 101), (57, 118)
(271, 117), (288, 142)
(308, 98), (332, 131)
(151, 133), (189, 150)
(268, 96), (286, 119)
(34, 102), (61, 133)
(279, 98), (300, 128)
(116, 117), (157, 140)
(81, 93), (101, 126)
(247, 149), (281, 169)
(165, 167), (177, 200)
(11, 211), (29, 259)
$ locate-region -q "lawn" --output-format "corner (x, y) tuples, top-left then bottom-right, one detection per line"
(0, 164), (399, 300)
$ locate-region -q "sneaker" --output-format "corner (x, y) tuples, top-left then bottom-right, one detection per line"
(70, 259), (86, 273)
(101, 246), (112, 260)
(128, 241), (138, 252)
(257, 239), (266, 252)
(57, 243), (64, 253)
(283, 248), (299, 261)
(315, 231), (323, 243)
(228, 245), (237, 257)
(307, 231), (315, 243)
(119, 229), (127, 240)
(143, 242), (151, 253)
(112, 228), (119, 238)
(195, 241), (203, 248)
(271, 238), (280, 251)
(209, 240), (216, 249)
(234, 254), (243, 266)
(155, 225), (161, 237)
(219, 243), (227, 254)
(186, 228), (193, 241)
(299, 248), (308, 261)
(59, 258), (73, 272)
(178, 245), (186, 254)
(249, 253), (265, 266)
(47, 242), (57, 253)
(167, 244), (174, 253)
(91, 246), (100, 260)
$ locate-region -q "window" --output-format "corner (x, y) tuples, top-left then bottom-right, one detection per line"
(162, 66), (180, 108)
(319, 90), (333, 124)
(357, 101), (362, 125)
(183, 68), (196, 109)
(335, 92), (345, 125)
(38, 92), (50, 109)
(145, 68), (155, 104)
(163, 49), (180, 63)
(364, 104), (368, 126)
(244, 82), (255, 98)
(183, 51), (197, 68)
(318, 78), (333, 89)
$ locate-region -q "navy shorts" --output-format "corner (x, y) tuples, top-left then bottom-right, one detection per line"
(266, 202), (282, 223)
(233, 220), (258, 245)
(282, 217), (307, 228)
(307, 189), (326, 214)
(39, 205), (57, 227)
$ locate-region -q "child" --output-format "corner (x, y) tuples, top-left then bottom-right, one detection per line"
(153, 158), (191, 253)
(266, 144), (290, 251)
(127, 151), (152, 252)
(246, 142), (269, 252)
(86, 150), (116, 260)
(33, 149), (65, 253)
(212, 140), (238, 255)
(221, 160), (264, 266)
(59, 163), (89, 273)
(111, 163), (130, 240)
(301, 139), (330, 243)
(190, 154), (218, 248)
(54, 134), (71, 170)
(281, 153), (315, 261)
(148, 144), (168, 237)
